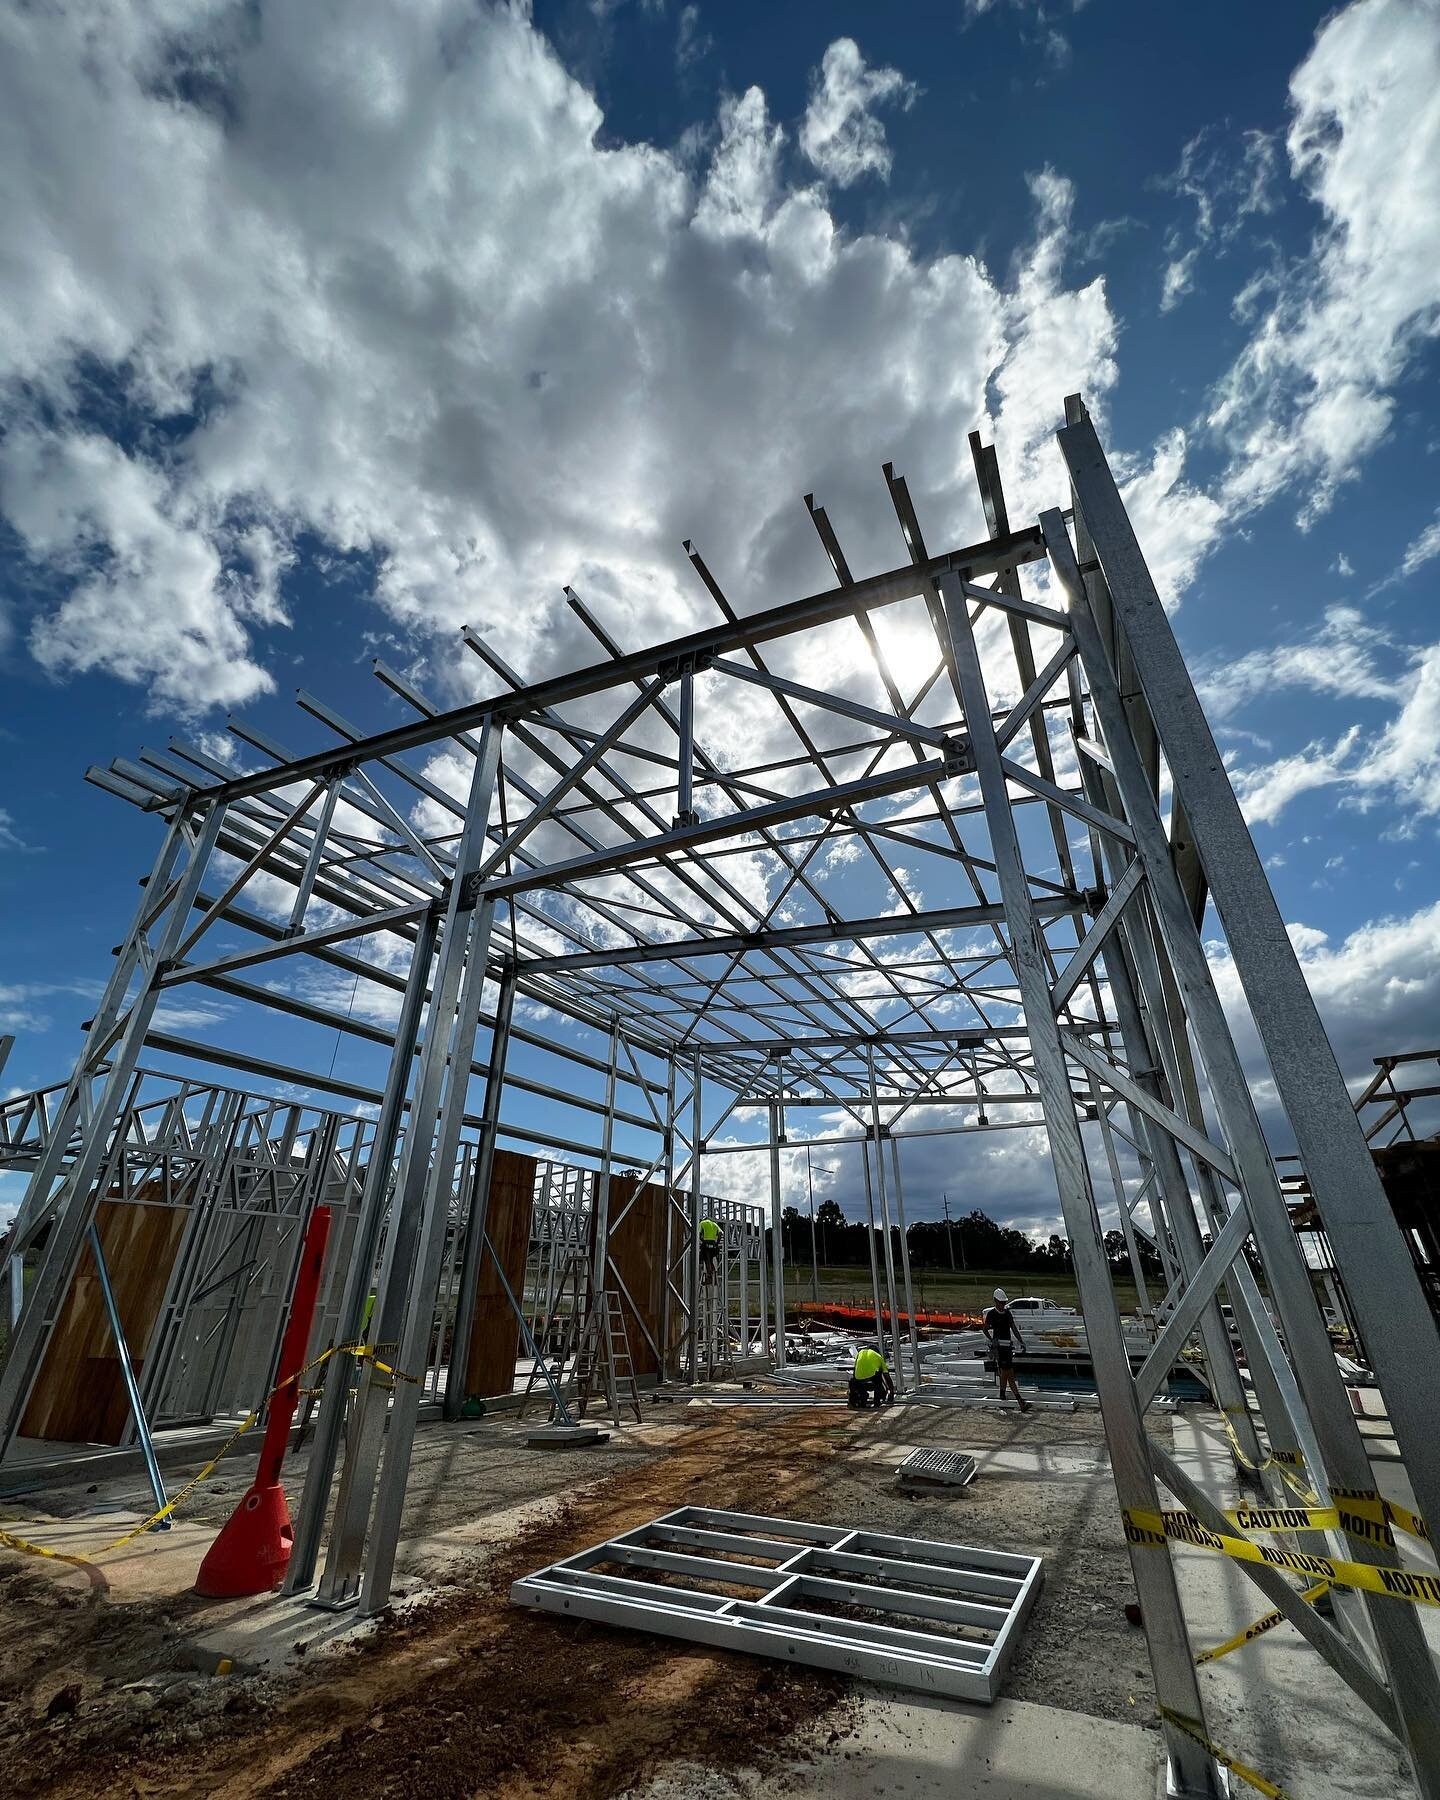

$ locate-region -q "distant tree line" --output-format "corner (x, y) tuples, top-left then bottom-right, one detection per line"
(776, 1201), (1163, 1279)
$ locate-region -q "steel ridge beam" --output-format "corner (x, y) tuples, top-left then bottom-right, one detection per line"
(153, 527), (1044, 812)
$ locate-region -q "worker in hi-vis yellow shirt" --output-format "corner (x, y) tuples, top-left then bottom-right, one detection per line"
(848, 1344), (895, 1409)
(699, 1215), (722, 1284)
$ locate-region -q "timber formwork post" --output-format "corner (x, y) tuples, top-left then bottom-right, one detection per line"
(445, 961), (517, 1420)
(938, 572), (1221, 1798)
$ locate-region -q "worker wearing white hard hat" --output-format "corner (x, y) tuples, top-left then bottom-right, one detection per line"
(983, 1288), (1030, 1411)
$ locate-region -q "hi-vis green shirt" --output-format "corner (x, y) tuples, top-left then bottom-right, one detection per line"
(699, 1218), (721, 1244)
(854, 1348), (888, 1380)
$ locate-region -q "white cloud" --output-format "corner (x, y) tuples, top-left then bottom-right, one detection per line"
(0, 2), (1123, 721)
(1160, 250), (1200, 314)
(1209, 899), (1440, 1143)
(0, 978), (99, 1035)
(1197, 605), (1401, 719)
(675, 4), (711, 72)
(0, 809), (41, 854)
(1116, 428), (1227, 611)
(1209, 0), (1440, 526)
(1227, 640), (1440, 825)
(1387, 507), (1440, 587)
(3, 431), (286, 711)
(1156, 125), (1279, 313)
(798, 39), (917, 188)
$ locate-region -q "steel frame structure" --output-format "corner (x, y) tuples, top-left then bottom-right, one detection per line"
(510, 1506), (1043, 1703)
(1, 402), (1437, 1792)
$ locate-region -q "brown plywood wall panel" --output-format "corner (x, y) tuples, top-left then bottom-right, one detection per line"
(20, 1197), (187, 1445)
(605, 1176), (672, 1378)
(461, 1148), (537, 1399)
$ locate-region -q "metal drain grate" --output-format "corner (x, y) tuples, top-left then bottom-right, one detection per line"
(898, 1448), (977, 1488)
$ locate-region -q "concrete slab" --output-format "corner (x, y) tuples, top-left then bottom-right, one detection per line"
(627, 1693), (1164, 1799)
(0, 1508), (216, 1602)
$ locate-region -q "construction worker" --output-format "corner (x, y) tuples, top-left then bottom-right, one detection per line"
(848, 1344), (895, 1409)
(983, 1288), (1031, 1411)
(699, 1215), (722, 1284)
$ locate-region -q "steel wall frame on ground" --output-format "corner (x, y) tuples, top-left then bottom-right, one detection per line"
(2, 400), (1438, 1795)
(510, 1505), (1043, 1703)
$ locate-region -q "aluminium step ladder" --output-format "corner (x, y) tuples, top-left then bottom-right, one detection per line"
(520, 1287), (641, 1426)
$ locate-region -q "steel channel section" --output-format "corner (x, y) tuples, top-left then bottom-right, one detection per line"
(688, 1053), (703, 1383)
(855, 1138), (889, 1362)
(1066, 519), (1371, 1590)
(359, 727), (508, 1614)
(1089, 1084), (1154, 1324)
(1060, 421), (1440, 1535)
(0, 814), (190, 1291)
(1075, 878), (1267, 1463)
(511, 1507), (1042, 1704)
(866, 1050), (905, 1389)
(284, 904), (440, 1594)
(1045, 507), (1440, 1786)
(937, 574), (1220, 1797)
(888, 1138), (924, 1390)
(768, 1098), (785, 1368)
(1073, 760), (1308, 1481)
(444, 964), (517, 1420)
(314, 720), (504, 1611)
(0, 802), (227, 1462)
(590, 1024), (620, 1300)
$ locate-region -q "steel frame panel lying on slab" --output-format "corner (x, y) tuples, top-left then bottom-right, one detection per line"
(509, 1506), (1042, 1702)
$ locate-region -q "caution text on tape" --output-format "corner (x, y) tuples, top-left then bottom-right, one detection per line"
(1124, 1506), (1440, 1609)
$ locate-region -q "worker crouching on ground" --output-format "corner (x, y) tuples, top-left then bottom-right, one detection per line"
(984, 1288), (1031, 1411)
(848, 1344), (895, 1409)
(699, 1215), (721, 1283)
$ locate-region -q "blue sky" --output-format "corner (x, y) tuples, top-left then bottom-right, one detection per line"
(2, 0), (1438, 1235)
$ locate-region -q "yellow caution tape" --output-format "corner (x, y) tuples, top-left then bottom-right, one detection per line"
(0, 1342), (414, 1571)
(1159, 1705), (1296, 1800)
(1214, 1418), (1431, 1547)
(1219, 1407), (1274, 1475)
(1332, 1486), (1429, 1547)
(1194, 1580), (1330, 1666)
(1124, 1507), (1440, 1609)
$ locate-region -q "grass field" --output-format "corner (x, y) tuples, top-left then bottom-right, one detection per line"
(780, 1263), (1142, 1318)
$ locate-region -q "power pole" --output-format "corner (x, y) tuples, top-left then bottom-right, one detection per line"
(805, 1144), (820, 1304)
(942, 1192), (956, 1270)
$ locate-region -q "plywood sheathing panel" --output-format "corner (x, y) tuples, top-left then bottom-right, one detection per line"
(604, 1175), (672, 1378)
(461, 1148), (538, 1399)
(20, 1197), (187, 1445)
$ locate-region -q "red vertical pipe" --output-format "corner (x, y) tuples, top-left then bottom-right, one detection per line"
(258, 1204), (332, 1488)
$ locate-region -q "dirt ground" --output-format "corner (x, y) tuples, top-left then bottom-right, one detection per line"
(0, 1398), (1155, 1798)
